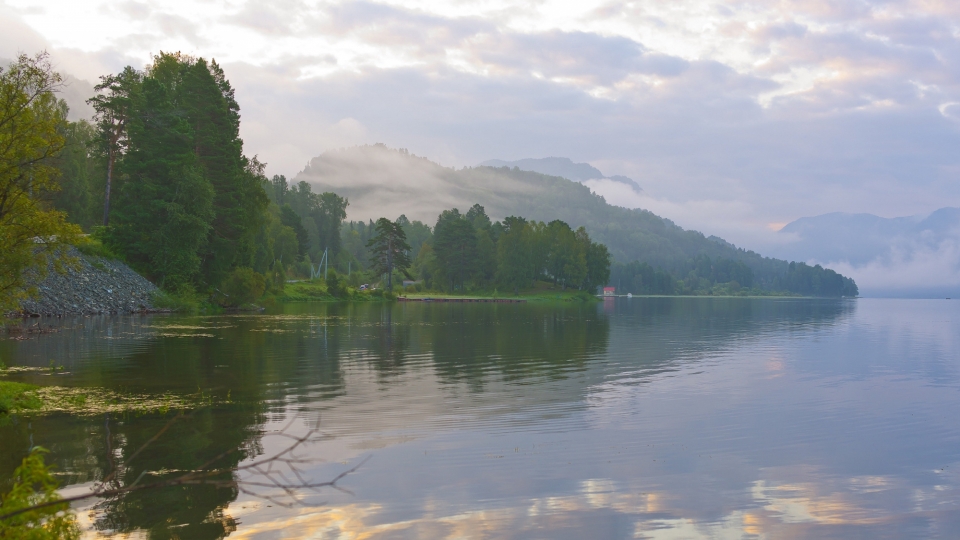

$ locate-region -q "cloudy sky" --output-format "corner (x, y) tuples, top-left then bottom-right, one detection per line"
(3, 0), (960, 252)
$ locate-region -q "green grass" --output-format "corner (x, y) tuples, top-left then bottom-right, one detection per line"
(150, 287), (224, 313)
(0, 381), (42, 414)
(275, 280), (335, 301)
(273, 280), (390, 302)
(151, 290), (201, 311)
(399, 281), (598, 302)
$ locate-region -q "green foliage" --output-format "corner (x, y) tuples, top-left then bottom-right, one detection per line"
(381, 164), (856, 297)
(396, 215), (432, 260)
(583, 231), (611, 292)
(176, 57), (269, 287)
(267, 174), (288, 205)
(0, 381), (42, 414)
(267, 260), (286, 293)
(465, 203), (492, 231)
(88, 65), (142, 227)
(325, 271), (347, 298)
(251, 206), (298, 273)
(0, 53), (83, 313)
(150, 284), (204, 312)
(432, 209), (478, 291)
(367, 218), (412, 291)
(87, 53), (268, 292)
(104, 73), (214, 289)
(74, 234), (119, 260)
(496, 216), (534, 293)
(543, 220), (586, 289)
(219, 267), (266, 307)
(50, 119), (100, 230)
(412, 242), (437, 289)
(280, 204), (310, 260)
(780, 261), (859, 297)
(610, 261), (676, 295)
(417, 205), (610, 295)
(475, 229), (497, 286)
(0, 447), (80, 539)
(273, 179), (348, 263)
(312, 192), (349, 257)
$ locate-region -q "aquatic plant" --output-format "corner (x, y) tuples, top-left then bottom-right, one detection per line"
(0, 447), (80, 539)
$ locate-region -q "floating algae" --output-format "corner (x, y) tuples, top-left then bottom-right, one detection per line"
(25, 386), (222, 416)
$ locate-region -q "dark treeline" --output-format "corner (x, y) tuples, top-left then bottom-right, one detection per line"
(264, 174), (347, 269)
(611, 255), (858, 297)
(404, 163), (859, 297)
(339, 204), (611, 294)
(53, 53), (273, 290)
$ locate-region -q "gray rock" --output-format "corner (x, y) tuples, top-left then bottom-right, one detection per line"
(16, 247), (161, 316)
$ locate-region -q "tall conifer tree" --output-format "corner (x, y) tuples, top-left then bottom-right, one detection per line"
(107, 76), (214, 287)
(179, 57), (268, 286)
(367, 218), (411, 291)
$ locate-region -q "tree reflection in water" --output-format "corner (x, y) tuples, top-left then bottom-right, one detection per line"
(0, 298), (863, 538)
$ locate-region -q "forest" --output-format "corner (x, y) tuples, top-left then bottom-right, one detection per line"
(1, 52), (856, 313)
(263, 175), (611, 296)
(295, 146), (860, 297)
(609, 256), (858, 297)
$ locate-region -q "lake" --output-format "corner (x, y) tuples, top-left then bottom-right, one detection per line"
(1, 297), (959, 539)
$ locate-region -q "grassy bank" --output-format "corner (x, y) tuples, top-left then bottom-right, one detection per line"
(271, 279), (601, 303)
(271, 280), (393, 303)
(400, 290), (597, 302)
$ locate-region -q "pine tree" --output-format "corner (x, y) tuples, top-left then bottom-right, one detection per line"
(51, 118), (99, 229)
(88, 66), (141, 226)
(432, 209), (477, 291)
(366, 218), (411, 291)
(496, 216), (533, 294)
(106, 76), (214, 288)
(180, 57), (268, 286)
(280, 204), (310, 260)
(311, 191), (348, 257)
(579, 227), (611, 292)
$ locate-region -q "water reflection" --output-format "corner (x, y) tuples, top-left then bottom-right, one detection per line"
(2, 298), (957, 538)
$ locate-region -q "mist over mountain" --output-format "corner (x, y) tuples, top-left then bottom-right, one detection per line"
(479, 157), (642, 192)
(769, 209), (960, 298)
(296, 144), (855, 295)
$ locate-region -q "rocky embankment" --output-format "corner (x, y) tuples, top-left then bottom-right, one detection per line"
(18, 249), (158, 316)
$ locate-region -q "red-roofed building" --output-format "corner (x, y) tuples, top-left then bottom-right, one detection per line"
(603, 287), (616, 296)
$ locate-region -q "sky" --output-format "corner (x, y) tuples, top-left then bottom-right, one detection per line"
(2, 0), (960, 254)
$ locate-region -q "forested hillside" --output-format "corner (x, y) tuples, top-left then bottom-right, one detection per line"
(297, 145), (858, 296)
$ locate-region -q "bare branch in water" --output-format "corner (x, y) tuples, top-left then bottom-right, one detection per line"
(0, 413), (366, 522)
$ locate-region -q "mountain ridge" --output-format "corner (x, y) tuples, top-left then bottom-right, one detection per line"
(479, 157), (642, 191)
(770, 208), (960, 297)
(775, 208), (960, 266)
(295, 144), (856, 295)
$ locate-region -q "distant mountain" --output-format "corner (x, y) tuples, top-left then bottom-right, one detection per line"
(770, 208), (960, 297)
(479, 157), (642, 191)
(295, 144), (856, 295)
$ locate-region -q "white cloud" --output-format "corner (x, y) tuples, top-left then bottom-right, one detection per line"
(825, 237), (960, 297)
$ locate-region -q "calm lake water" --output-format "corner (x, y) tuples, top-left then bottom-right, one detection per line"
(1, 298), (959, 539)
